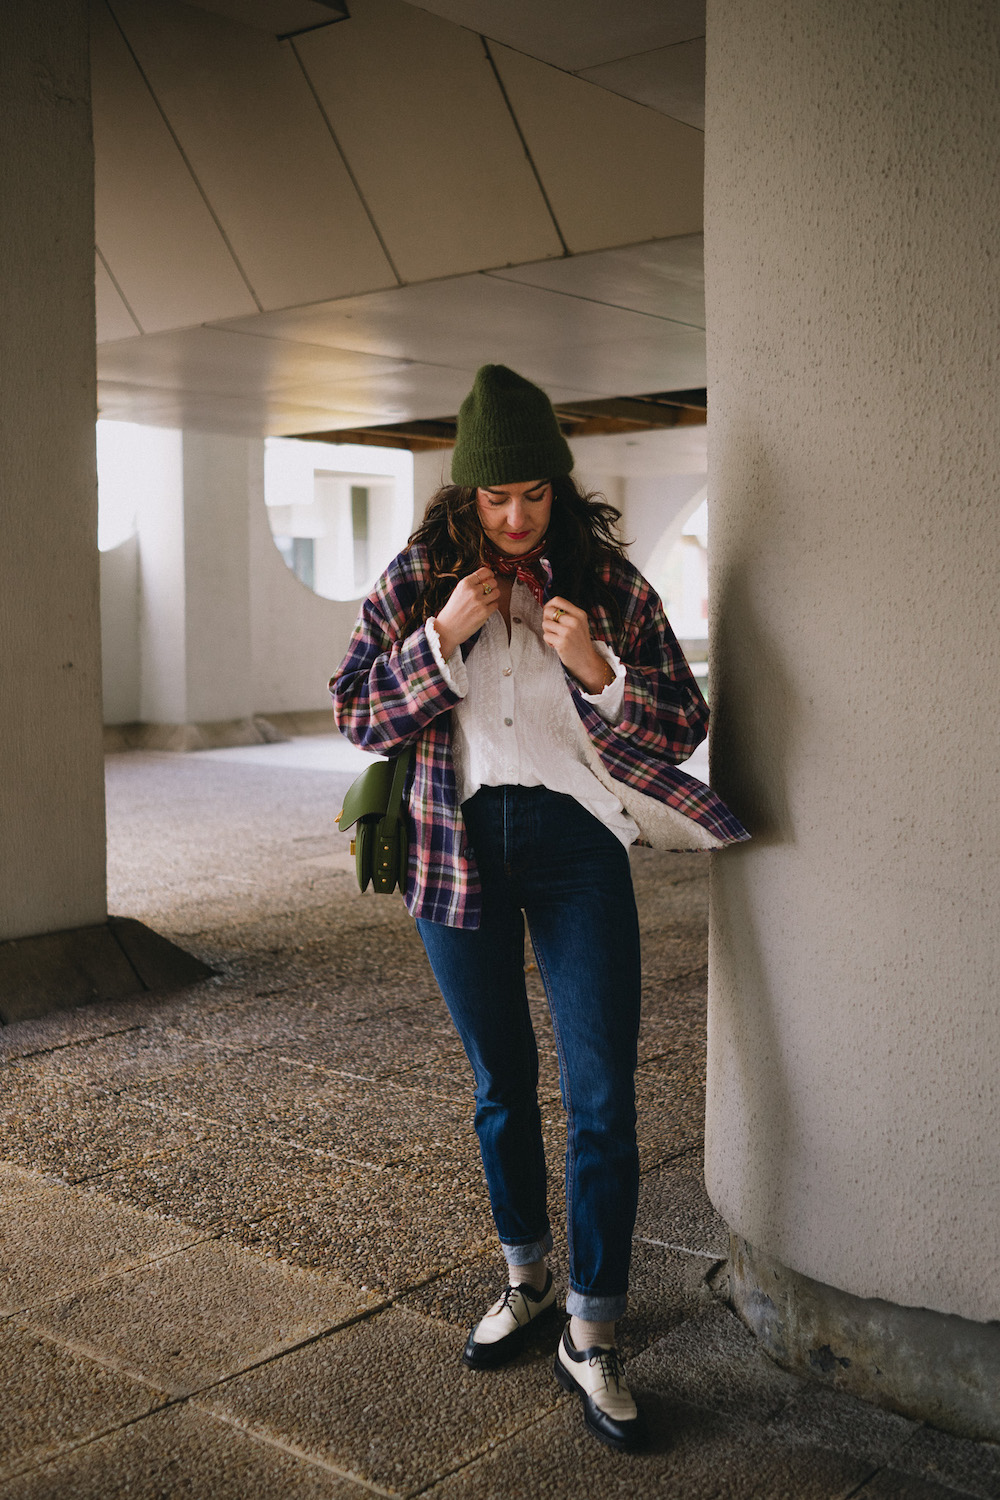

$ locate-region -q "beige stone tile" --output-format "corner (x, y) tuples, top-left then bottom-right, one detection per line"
(197, 1306), (565, 1491)
(635, 1148), (730, 1259)
(0, 1185), (201, 1316)
(0, 1323), (164, 1482)
(859, 1471), (986, 1499)
(1, 1074), (210, 1184)
(422, 1400), (874, 1500)
(633, 1300), (803, 1425)
(24, 1238), (378, 1397)
(233, 1154), (495, 1293)
(0, 1161), (63, 1205)
(123, 1055), (473, 1170)
(17, 1031), (248, 1089)
(634, 1060), (706, 1167)
(0, 1403), (366, 1499)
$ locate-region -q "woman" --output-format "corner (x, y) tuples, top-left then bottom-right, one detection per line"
(331, 365), (747, 1451)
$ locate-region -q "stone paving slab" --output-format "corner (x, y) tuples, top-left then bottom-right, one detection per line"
(12, 1029), (253, 1089)
(0, 1182), (204, 1317)
(899, 1426), (1000, 1499)
(195, 1304), (567, 1494)
(0, 1161), (66, 1204)
(23, 1237), (379, 1398)
(398, 1238), (715, 1365)
(145, 993), (384, 1047)
(80, 1134), (341, 1234)
(421, 1397), (876, 1500)
(0, 1000), (198, 1065)
(632, 1299), (804, 1426)
(633, 1057), (707, 1165)
(0, 1323), (165, 1483)
(265, 1024), (473, 1090)
(121, 1053), (476, 1171)
(635, 1147), (731, 1258)
(858, 1471), (985, 1498)
(0, 1402), (367, 1500)
(231, 1156), (496, 1291)
(619, 1240), (723, 1360)
(768, 1385), (1000, 1500)
(1, 1078), (210, 1183)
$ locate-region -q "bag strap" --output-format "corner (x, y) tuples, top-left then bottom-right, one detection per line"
(378, 744), (414, 836)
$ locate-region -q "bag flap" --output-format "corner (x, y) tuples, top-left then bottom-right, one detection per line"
(338, 756), (395, 832)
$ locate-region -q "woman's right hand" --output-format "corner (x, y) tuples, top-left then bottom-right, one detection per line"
(433, 566), (500, 659)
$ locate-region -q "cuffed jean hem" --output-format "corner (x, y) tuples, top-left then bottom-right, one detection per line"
(566, 1287), (628, 1321)
(501, 1229), (554, 1266)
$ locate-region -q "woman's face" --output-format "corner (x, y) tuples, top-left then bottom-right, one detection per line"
(475, 479), (552, 556)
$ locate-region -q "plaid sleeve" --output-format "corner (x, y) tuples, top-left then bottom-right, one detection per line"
(618, 584), (708, 761)
(581, 562), (709, 765)
(329, 550), (462, 755)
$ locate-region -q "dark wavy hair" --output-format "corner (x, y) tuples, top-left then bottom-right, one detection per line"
(403, 474), (630, 638)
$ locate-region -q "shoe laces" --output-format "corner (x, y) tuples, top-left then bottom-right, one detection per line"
(496, 1284), (528, 1325)
(588, 1346), (626, 1393)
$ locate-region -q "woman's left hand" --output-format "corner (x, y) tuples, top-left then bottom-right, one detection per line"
(542, 597), (613, 694)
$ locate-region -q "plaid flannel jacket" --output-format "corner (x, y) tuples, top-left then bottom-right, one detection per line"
(330, 544), (749, 928)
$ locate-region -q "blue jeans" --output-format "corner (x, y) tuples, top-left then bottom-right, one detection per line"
(417, 785), (641, 1320)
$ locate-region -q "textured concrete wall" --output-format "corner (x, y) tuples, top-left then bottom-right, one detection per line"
(705, 0), (1000, 1323)
(0, 1), (107, 940)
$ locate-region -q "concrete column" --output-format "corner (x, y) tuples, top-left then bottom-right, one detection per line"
(705, 0), (1000, 1435)
(0, 0), (106, 942)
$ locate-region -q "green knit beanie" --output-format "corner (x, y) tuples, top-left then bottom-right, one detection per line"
(451, 364), (574, 487)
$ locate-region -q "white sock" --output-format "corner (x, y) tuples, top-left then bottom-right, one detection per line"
(509, 1258), (548, 1292)
(569, 1316), (616, 1349)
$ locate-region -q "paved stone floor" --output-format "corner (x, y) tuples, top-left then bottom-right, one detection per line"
(1, 740), (997, 1498)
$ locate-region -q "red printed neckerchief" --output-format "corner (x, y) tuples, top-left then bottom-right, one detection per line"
(483, 539), (548, 605)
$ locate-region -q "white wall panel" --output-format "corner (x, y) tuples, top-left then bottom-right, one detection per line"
(109, 0), (395, 309)
(492, 44), (704, 253)
(296, 0), (562, 282)
(91, 0), (257, 331)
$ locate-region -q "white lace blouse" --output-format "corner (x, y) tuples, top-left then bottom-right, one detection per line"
(426, 579), (640, 848)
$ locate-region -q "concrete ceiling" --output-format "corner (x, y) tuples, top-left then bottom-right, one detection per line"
(94, 0), (708, 440)
(185, 0), (349, 35)
(406, 0), (706, 126)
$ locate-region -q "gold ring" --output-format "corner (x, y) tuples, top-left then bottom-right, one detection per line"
(483, 584), (493, 596)
(553, 607), (564, 620)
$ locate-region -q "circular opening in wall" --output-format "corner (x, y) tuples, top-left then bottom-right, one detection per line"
(264, 438), (414, 602)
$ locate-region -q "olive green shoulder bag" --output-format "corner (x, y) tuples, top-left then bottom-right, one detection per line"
(335, 745), (415, 895)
